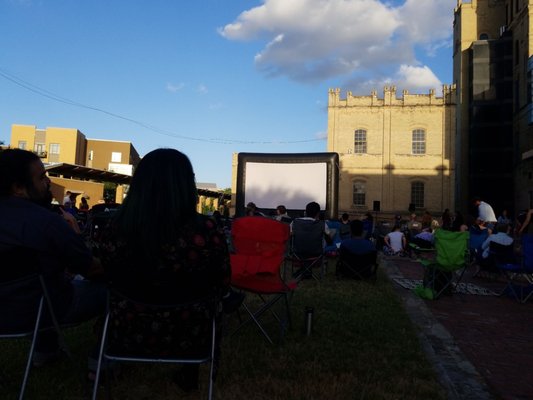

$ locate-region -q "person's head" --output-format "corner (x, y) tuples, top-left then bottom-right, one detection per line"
(116, 148), (198, 256)
(276, 205), (287, 215)
(495, 223), (510, 234)
(304, 202), (320, 219)
(341, 213), (349, 222)
(410, 213), (417, 220)
(246, 202), (257, 216)
(81, 197), (88, 205)
(350, 219), (364, 237)
(0, 149), (52, 207)
(472, 196), (481, 206)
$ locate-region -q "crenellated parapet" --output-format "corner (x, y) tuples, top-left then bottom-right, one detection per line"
(328, 85), (456, 107)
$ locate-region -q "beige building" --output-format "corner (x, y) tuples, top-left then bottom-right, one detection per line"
(10, 124), (139, 205)
(327, 86), (456, 217)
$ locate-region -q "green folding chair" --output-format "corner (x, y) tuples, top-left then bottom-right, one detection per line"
(416, 229), (470, 299)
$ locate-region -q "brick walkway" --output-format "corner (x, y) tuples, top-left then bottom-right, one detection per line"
(385, 256), (533, 400)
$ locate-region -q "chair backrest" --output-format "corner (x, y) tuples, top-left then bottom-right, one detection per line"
(105, 289), (217, 359)
(231, 217), (290, 277)
(522, 234), (533, 271)
(434, 229), (470, 271)
(469, 227), (489, 251)
(338, 248), (377, 279)
(291, 218), (324, 257)
(0, 247), (44, 333)
(489, 241), (516, 265)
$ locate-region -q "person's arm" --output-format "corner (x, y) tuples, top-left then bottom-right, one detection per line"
(45, 214), (92, 276)
(60, 207), (81, 234)
(384, 234), (390, 246)
(481, 235), (492, 252)
(518, 209), (533, 235)
(401, 234), (407, 248)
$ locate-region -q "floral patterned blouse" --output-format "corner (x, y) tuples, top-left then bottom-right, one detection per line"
(96, 213), (230, 357)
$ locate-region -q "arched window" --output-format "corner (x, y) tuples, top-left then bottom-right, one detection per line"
(354, 129), (367, 154)
(353, 181), (366, 206)
(411, 181), (425, 208)
(479, 33), (489, 40)
(412, 129), (426, 154)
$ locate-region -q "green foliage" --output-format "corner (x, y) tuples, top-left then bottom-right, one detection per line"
(103, 181), (117, 202)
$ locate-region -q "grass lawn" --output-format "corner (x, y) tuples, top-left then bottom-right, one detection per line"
(0, 258), (446, 400)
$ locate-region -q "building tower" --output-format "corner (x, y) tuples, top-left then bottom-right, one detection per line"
(454, 0), (533, 214)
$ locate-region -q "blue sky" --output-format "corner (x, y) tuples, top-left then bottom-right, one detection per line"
(0, 0), (456, 188)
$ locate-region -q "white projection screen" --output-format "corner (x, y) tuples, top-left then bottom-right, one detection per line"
(235, 153), (339, 219)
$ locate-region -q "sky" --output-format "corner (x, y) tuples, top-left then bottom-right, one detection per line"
(0, 0), (456, 189)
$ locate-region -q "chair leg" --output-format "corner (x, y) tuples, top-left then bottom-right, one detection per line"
(92, 312), (110, 400)
(39, 276), (71, 358)
(207, 317), (216, 400)
(19, 298), (44, 400)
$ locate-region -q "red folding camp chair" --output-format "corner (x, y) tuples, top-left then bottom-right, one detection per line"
(230, 217), (297, 344)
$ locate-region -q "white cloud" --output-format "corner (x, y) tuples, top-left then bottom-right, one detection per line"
(166, 82), (185, 93)
(219, 0), (455, 92)
(396, 64), (442, 92)
(197, 84), (208, 94)
(344, 64), (442, 96)
(315, 130), (328, 140)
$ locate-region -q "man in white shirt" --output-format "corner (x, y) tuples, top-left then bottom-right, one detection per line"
(473, 197), (497, 228)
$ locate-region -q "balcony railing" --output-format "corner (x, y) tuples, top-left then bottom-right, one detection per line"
(33, 150), (47, 158)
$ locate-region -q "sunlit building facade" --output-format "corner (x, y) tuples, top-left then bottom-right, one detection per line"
(327, 86), (456, 217)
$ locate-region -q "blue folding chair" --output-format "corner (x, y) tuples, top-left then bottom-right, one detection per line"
(497, 234), (533, 303)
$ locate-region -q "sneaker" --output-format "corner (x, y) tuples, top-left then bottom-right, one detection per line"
(32, 349), (65, 368)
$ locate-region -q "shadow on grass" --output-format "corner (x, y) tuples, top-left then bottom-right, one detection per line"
(0, 263), (446, 400)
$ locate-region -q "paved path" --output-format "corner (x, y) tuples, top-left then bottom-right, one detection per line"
(382, 255), (533, 400)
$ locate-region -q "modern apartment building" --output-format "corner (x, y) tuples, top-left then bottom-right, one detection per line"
(327, 86), (456, 216)
(10, 124), (140, 205)
(453, 0), (532, 214)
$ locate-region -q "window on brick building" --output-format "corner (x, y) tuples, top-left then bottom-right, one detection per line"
(354, 129), (367, 153)
(49, 143), (60, 154)
(412, 129), (426, 154)
(411, 181), (425, 208)
(17, 141), (27, 150)
(353, 181), (366, 206)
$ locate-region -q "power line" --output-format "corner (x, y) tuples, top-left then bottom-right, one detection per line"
(0, 67), (323, 145)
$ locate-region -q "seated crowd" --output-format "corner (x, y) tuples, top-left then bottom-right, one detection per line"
(2, 146), (531, 394)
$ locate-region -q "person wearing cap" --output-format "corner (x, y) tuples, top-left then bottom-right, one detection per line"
(245, 202), (265, 217)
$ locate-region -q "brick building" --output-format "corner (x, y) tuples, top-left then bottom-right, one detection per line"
(327, 86), (456, 217)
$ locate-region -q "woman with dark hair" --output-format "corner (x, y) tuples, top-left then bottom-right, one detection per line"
(98, 148), (231, 391)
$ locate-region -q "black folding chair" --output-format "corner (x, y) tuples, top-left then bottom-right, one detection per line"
(336, 249), (378, 281)
(289, 218), (326, 281)
(92, 289), (219, 400)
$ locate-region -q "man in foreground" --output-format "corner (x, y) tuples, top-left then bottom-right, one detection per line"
(0, 149), (105, 365)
